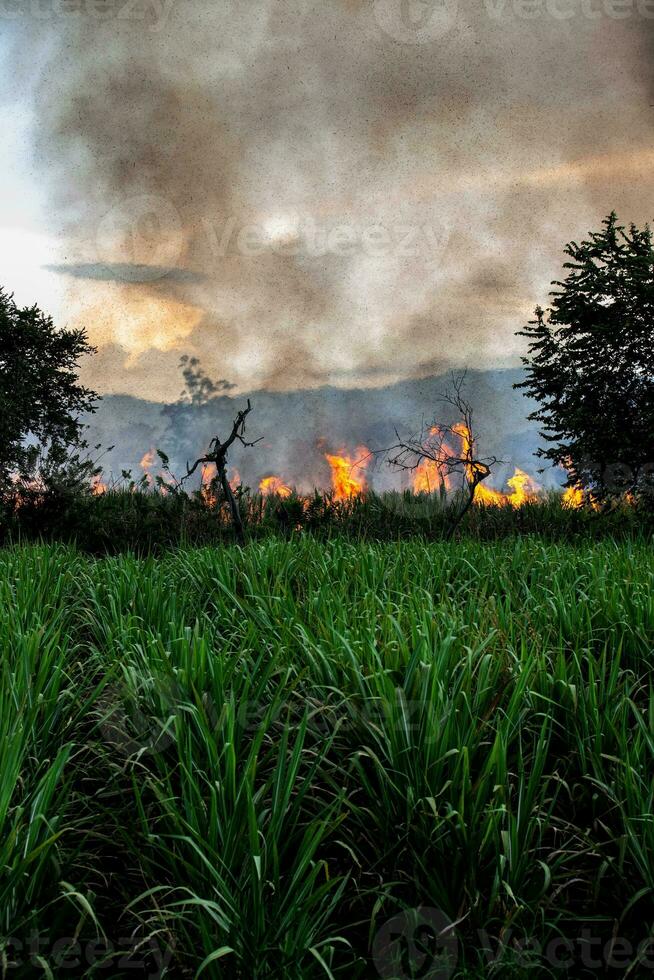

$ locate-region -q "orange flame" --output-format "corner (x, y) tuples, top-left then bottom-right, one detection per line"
(139, 447), (171, 493)
(139, 448), (156, 487)
(473, 468), (541, 507)
(412, 427), (455, 494)
(91, 475), (107, 496)
(201, 462), (217, 506)
(199, 464), (241, 507)
(413, 458), (443, 494)
(139, 449), (156, 471)
(451, 423), (506, 504)
(562, 484), (584, 509)
(561, 460), (585, 509)
(445, 423), (542, 507)
(325, 447), (370, 500)
(259, 476), (292, 498)
(452, 422), (472, 454)
(475, 482), (509, 506)
(506, 468), (541, 507)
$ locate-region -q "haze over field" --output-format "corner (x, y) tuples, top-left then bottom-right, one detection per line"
(85, 367), (555, 492)
(1, 0), (653, 479)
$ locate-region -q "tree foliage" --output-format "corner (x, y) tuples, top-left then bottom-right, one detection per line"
(0, 288), (98, 486)
(178, 355), (235, 406)
(516, 213), (654, 502)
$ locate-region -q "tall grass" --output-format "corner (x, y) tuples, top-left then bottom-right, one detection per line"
(0, 547), (104, 974)
(0, 538), (653, 976)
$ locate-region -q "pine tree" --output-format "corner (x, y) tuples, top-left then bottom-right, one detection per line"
(516, 213), (654, 502)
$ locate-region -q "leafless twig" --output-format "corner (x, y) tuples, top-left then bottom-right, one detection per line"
(182, 400), (261, 544)
(380, 372), (501, 538)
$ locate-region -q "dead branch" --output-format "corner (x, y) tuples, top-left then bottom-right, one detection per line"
(377, 372), (501, 538)
(182, 400), (261, 544)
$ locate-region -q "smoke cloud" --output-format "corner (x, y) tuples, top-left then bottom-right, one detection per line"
(5, 0), (654, 402)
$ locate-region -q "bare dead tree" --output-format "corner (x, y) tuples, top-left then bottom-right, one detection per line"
(183, 400), (262, 545)
(383, 372), (501, 539)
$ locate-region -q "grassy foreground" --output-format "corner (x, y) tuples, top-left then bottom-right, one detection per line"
(2, 537), (654, 977)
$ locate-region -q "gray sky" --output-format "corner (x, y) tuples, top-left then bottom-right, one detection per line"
(2, 0), (653, 401)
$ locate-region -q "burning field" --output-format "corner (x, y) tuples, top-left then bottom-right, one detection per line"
(1, 0), (652, 972)
(94, 421), (582, 512)
(20, 433), (592, 544)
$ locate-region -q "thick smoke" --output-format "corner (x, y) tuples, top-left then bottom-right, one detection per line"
(6, 0), (654, 405)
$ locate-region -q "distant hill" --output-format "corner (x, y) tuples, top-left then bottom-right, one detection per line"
(84, 369), (563, 492)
